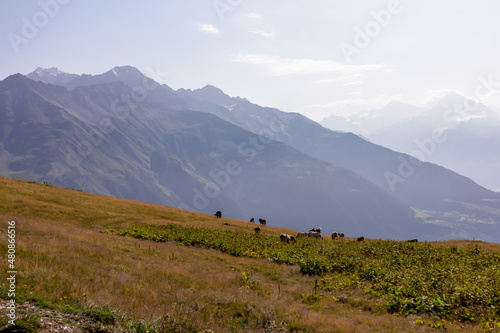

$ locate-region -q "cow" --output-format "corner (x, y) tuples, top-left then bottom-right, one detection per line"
(296, 232), (308, 238)
(280, 233), (296, 243)
(297, 231), (322, 239)
(309, 227), (322, 234)
(307, 231), (322, 239)
(406, 239), (418, 243)
(338, 232), (345, 241)
(357, 236), (365, 242)
(214, 211), (222, 218)
(254, 227), (261, 234)
(331, 231), (338, 240)
(259, 218), (267, 226)
(249, 218), (255, 223)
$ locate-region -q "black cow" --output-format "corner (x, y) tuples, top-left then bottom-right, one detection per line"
(214, 211), (222, 218)
(249, 218), (255, 223)
(254, 227), (261, 234)
(357, 236), (365, 242)
(259, 218), (267, 226)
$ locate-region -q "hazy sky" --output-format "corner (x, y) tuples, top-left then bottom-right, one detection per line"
(2, 0), (500, 121)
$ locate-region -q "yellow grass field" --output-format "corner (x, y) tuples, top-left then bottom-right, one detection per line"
(0, 176), (498, 332)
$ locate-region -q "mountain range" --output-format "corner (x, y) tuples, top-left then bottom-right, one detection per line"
(321, 94), (500, 192)
(1, 66), (499, 242)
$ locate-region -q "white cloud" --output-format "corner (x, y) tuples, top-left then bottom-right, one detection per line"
(314, 73), (363, 84)
(342, 80), (363, 87)
(314, 78), (339, 84)
(232, 54), (385, 76)
(247, 13), (262, 20)
(249, 28), (274, 38)
(199, 24), (219, 35)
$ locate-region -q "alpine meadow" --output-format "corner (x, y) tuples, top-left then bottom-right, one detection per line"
(0, 177), (499, 332)
(2, 1), (500, 332)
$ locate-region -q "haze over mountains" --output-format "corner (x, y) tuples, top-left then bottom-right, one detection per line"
(1, 66), (500, 242)
(321, 95), (500, 192)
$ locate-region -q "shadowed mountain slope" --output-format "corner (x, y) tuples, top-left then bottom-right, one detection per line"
(16, 66), (500, 242)
(0, 73), (432, 239)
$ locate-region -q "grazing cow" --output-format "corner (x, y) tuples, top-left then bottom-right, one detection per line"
(309, 227), (322, 234)
(406, 239), (418, 243)
(331, 232), (338, 240)
(357, 236), (365, 242)
(214, 211), (222, 218)
(338, 232), (345, 240)
(254, 227), (261, 234)
(259, 218), (267, 226)
(249, 218), (255, 223)
(297, 231), (322, 239)
(308, 231), (322, 239)
(280, 233), (296, 243)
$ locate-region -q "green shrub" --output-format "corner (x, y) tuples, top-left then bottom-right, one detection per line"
(120, 224), (500, 324)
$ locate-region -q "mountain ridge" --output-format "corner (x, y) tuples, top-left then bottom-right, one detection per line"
(320, 92), (500, 192)
(4, 66), (500, 242)
(0, 72), (433, 239)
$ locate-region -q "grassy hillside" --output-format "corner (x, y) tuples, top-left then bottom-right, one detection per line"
(0, 176), (499, 332)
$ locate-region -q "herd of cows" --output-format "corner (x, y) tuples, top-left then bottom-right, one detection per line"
(213, 211), (377, 243)
(279, 229), (359, 243)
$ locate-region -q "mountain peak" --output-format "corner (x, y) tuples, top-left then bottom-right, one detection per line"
(0, 73), (62, 95)
(109, 65), (144, 77)
(183, 84), (247, 107)
(436, 91), (468, 107)
(200, 84), (224, 93)
(2, 73), (31, 86)
(380, 100), (413, 110)
(29, 67), (67, 76)
(62, 65), (160, 91)
(26, 67), (78, 85)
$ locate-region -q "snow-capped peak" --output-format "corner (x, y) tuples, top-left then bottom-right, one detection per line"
(26, 67), (79, 86)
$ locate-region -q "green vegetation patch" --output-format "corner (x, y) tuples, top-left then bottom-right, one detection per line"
(120, 224), (500, 326)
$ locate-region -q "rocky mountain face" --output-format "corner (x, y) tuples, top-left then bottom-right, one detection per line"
(1, 67), (499, 242)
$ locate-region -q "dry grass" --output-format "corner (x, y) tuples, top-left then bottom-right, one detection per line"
(0, 177), (498, 332)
